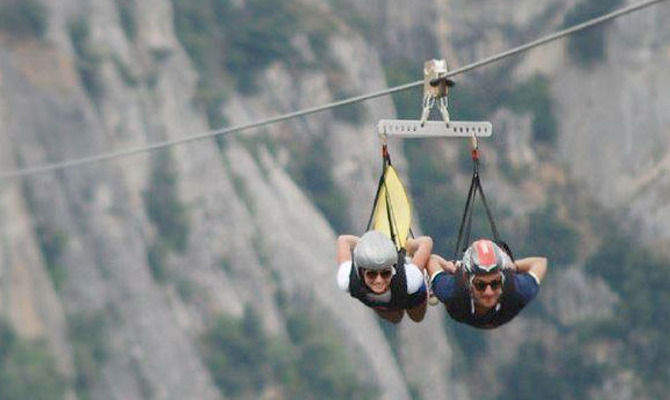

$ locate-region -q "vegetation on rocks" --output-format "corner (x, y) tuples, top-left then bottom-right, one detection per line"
(201, 305), (376, 399)
(69, 313), (109, 400)
(563, 0), (625, 67)
(0, 319), (65, 400)
(0, 0), (47, 38)
(68, 18), (104, 101)
(144, 151), (190, 282)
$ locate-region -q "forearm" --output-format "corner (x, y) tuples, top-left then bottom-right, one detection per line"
(426, 256), (444, 278)
(426, 254), (457, 278)
(514, 257), (548, 282)
(336, 235), (359, 264)
(406, 236), (433, 270)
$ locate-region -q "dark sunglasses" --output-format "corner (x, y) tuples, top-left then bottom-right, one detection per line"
(363, 268), (393, 280)
(472, 278), (503, 291)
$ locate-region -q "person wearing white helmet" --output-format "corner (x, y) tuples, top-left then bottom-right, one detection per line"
(336, 230), (433, 323)
(426, 239), (547, 329)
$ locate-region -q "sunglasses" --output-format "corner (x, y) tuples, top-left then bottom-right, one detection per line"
(362, 268), (393, 280)
(472, 278), (503, 292)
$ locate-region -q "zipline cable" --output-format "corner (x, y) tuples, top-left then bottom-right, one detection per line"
(0, 0), (665, 180)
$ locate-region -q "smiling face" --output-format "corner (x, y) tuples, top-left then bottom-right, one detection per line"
(361, 267), (393, 294)
(470, 272), (503, 312)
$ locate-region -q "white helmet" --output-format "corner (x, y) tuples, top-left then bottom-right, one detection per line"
(353, 230), (397, 270)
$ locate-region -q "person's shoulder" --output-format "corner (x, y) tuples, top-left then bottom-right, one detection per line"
(336, 261), (353, 291)
(511, 272), (540, 302)
(403, 263), (424, 293)
(513, 271), (540, 286)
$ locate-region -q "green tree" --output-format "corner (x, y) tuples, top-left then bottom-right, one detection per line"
(68, 18), (104, 100)
(201, 306), (376, 399)
(0, 319), (66, 400)
(144, 150), (190, 281)
(0, 0), (48, 38)
(508, 75), (557, 144)
(562, 0), (624, 67)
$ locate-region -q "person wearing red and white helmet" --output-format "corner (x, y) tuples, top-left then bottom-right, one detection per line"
(336, 230), (433, 323)
(426, 239), (547, 329)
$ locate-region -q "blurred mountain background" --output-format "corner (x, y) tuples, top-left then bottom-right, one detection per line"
(0, 0), (669, 399)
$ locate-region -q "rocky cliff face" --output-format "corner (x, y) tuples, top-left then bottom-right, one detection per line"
(0, 0), (668, 399)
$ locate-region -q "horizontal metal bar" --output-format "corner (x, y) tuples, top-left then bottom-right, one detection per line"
(377, 120), (493, 138)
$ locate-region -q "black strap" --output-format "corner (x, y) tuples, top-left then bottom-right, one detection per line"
(383, 177), (401, 247)
(454, 154), (506, 258)
(348, 248), (366, 297)
(366, 145), (401, 249)
(389, 248), (408, 300)
(365, 149), (388, 231)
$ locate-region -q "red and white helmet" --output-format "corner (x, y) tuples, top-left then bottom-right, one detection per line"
(462, 239), (506, 275)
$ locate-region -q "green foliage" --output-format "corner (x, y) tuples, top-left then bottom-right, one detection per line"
(452, 74), (558, 144)
(21, 182), (69, 291)
(171, 0), (335, 128)
(228, 166), (255, 216)
(144, 151), (190, 281)
(195, 77), (229, 131)
(408, 384), (422, 400)
(585, 231), (670, 394)
(202, 306), (376, 399)
(377, 319), (400, 361)
(332, 90), (366, 124)
(517, 202), (579, 267)
(498, 221), (670, 399)
(562, 0), (624, 67)
(219, 0), (300, 93)
(219, 257), (232, 273)
(283, 305), (377, 400)
(0, 0), (48, 38)
(507, 75), (557, 144)
(115, 0), (137, 41)
(150, 47), (172, 63)
(171, 0), (324, 90)
(147, 241), (170, 282)
(68, 18), (104, 100)
(144, 151), (189, 251)
(202, 309), (270, 395)
(69, 313), (108, 399)
(251, 230), (270, 268)
(444, 321), (487, 368)
(290, 136), (350, 233)
(384, 60), (557, 145)
(325, 0), (373, 38)
(0, 319), (65, 400)
(169, 0), (229, 129)
(499, 340), (604, 400)
(112, 55), (139, 87)
(34, 223), (68, 291)
(383, 60), (423, 120)
(403, 140), (465, 256)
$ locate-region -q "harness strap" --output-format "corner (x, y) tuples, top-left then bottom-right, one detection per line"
(454, 167), (478, 258)
(366, 144), (402, 249)
(454, 152), (508, 259)
(365, 146), (389, 232)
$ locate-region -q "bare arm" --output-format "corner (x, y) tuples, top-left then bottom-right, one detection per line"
(336, 235), (359, 265)
(426, 254), (458, 278)
(405, 236), (433, 271)
(513, 257), (548, 283)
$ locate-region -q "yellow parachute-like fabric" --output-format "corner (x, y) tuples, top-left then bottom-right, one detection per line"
(371, 163), (412, 250)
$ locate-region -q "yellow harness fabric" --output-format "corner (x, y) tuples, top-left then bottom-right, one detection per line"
(371, 163), (412, 249)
